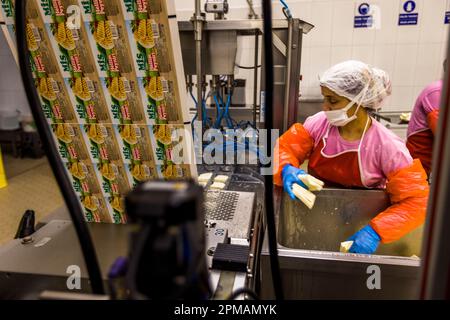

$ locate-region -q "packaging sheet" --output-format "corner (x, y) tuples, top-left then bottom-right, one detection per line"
(1, 0), (196, 223)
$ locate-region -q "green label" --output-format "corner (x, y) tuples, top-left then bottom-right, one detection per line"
(147, 104), (156, 120)
(90, 145), (99, 159)
(60, 55), (71, 72)
(113, 212), (121, 224)
(85, 211), (94, 222)
(97, 53), (108, 72)
(41, 103), (53, 119)
(73, 180), (81, 193)
(123, 0), (134, 13)
(59, 145), (68, 159)
(111, 104), (120, 120)
(40, 0), (52, 17)
(80, 0), (92, 14)
(76, 104), (87, 119)
(102, 181), (111, 194)
(136, 53), (146, 71)
(123, 147), (131, 160)
(156, 147), (165, 161)
(1, 0), (13, 18)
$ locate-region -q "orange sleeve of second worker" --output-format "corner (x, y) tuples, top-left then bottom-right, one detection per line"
(427, 109), (440, 135)
(370, 159), (429, 243)
(273, 123), (314, 186)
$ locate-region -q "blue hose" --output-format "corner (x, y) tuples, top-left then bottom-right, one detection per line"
(213, 94), (224, 129)
(280, 0), (292, 18)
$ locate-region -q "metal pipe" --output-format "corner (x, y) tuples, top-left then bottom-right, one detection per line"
(253, 31), (259, 127)
(193, 0), (204, 122)
(283, 19), (294, 132)
(420, 31), (450, 300)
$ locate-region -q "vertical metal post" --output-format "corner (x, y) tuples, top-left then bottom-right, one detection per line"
(253, 30), (259, 128)
(282, 19), (293, 132)
(420, 36), (450, 300)
(193, 0), (205, 122)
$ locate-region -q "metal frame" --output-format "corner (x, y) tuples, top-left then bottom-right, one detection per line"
(178, 19), (313, 129)
(419, 31), (450, 300)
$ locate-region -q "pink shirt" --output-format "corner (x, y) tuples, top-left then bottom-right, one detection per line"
(304, 112), (413, 189)
(407, 80), (442, 137)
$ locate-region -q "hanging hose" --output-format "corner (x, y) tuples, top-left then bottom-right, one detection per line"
(280, 0), (292, 19)
(262, 0), (284, 300)
(190, 91), (211, 128)
(15, 0), (105, 294)
(213, 94), (224, 129)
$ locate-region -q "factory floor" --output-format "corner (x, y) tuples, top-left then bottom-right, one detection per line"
(0, 154), (64, 245)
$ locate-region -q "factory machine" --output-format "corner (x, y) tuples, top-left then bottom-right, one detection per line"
(1, 0), (450, 300)
(0, 0), (312, 299)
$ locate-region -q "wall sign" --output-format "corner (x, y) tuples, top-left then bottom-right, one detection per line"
(445, 0), (450, 24)
(398, 0), (419, 26)
(354, 2), (374, 28)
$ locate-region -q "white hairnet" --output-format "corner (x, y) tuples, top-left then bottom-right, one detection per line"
(319, 60), (392, 110)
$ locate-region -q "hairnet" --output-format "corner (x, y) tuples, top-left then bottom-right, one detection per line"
(319, 60), (392, 110)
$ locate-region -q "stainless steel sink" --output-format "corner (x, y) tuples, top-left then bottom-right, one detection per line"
(260, 188), (424, 299)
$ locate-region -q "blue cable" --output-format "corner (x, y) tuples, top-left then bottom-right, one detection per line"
(224, 94), (233, 128)
(213, 94), (224, 129)
(280, 0), (292, 18)
(190, 91), (212, 128)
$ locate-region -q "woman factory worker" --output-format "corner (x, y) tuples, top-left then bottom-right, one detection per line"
(406, 62), (444, 177)
(274, 60), (429, 254)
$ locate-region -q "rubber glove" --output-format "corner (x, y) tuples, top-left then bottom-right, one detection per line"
(347, 225), (381, 254)
(281, 164), (308, 200)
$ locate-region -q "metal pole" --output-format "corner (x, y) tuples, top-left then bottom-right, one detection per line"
(193, 0), (205, 122)
(420, 34), (450, 299)
(253, 31), (259, 128)
(282, 19), (293, 133)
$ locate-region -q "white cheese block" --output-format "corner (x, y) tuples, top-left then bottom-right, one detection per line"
(340, 241), (354, 253)
(214, 175), (229, 183)
(210, 182), (226, 190)
(198, 172), (213, 183)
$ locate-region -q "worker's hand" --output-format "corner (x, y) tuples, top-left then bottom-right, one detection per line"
(347, 225), (381, 254)
(282, 164), (308, 200)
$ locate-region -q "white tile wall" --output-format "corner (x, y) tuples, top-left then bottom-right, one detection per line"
(179, 0), (450, 111)
(0, 0), (445, 121)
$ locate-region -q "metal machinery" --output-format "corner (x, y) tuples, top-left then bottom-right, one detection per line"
(260, 188), (423, 299)
(179, 3), (313, 130)
(0, 0), (271, 299)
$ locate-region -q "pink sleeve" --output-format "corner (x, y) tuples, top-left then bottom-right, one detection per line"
(303, 112), (329, 146)
(422, 89), (441, 114)
(380, 136), (413, 177)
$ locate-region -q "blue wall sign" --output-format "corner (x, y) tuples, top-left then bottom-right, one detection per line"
(445, 0), (450, 24)
(398, 0), (418, 26)
(354, 3), (373, 28)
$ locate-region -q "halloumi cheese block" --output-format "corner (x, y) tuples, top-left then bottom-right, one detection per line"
(198, 172), (213, 183)
(214, 175), (229, 183)
(298, 174), (324, 192)
(292, 183), (316, 209)
(340, 241), (354, 253)
(210, 182), (226, 190)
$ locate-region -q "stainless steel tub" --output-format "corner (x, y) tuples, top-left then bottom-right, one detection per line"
(260, 188), (424, 299)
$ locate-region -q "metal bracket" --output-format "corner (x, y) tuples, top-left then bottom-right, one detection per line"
(272, 32), (286, 57)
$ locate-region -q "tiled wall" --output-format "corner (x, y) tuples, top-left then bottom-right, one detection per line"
(0, 31), (31, 117)
(175, 0), (449, 112)
(0, 1), (447, 116)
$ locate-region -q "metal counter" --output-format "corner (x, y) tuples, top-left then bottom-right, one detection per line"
(260, 187), (424, 299)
